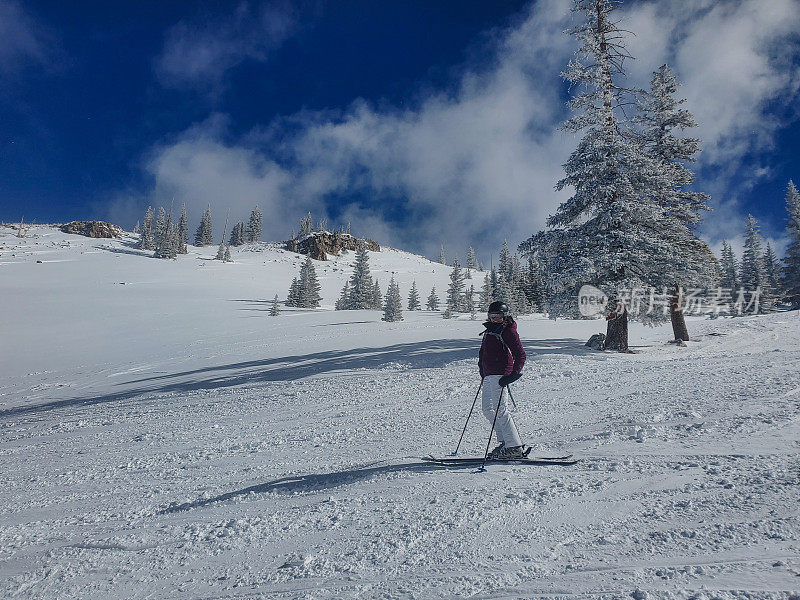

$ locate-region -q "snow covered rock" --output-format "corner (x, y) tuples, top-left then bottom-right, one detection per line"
(60, 221), (123, 239)
(585, 333), (606, 350)
(287, 231), (380, 260)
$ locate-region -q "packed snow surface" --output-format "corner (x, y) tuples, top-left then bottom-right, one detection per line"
(1, 226), (799, 599)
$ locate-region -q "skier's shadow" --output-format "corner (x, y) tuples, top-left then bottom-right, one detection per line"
(159, 460), (475, 514)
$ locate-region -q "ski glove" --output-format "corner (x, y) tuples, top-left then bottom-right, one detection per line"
(498, 372), (522, 387)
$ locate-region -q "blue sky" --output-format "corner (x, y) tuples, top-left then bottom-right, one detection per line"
(1, 0), (799, 262)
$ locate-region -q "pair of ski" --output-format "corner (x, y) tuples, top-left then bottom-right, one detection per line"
(424, 448), (578, 467)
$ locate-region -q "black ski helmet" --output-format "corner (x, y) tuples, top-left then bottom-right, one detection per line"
(488, 301), (509, 315)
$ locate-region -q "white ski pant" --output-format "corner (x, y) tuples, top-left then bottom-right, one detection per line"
(481, 375), (522, 448)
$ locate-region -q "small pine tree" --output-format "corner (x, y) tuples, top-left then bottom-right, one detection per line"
(300, 212), (314, 237)
(439, 245), (446, 265)
(407, 281), (421, 310)
(335, 281), (350, 310)
(446, 259), (465, 313)
(269, 294), (280, 316)
(372, 280), (383, 310)
(248, 206), (263, 242)
(133, 220), (140, 234)
(286, 277), (301, 307)
(224, 245), (232, 262)
(196, 206), (213, 246)
(139, 206), (155, 250)
(382, 277), (403, 322)
(426, 287), (440, 311)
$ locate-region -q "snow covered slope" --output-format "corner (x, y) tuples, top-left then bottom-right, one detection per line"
(1, 225), (799, 599)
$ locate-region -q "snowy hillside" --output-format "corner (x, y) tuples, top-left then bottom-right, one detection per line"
(1, 225), (799, 599)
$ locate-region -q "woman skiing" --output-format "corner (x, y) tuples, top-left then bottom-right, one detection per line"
(479, 301), (527, 459)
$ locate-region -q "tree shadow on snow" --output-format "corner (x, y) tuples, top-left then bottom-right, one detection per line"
(1, 338), (596, 418)
(159, 460), (476, 514)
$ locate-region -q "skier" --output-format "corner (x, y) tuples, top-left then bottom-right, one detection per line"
(479, 301), (527, 459)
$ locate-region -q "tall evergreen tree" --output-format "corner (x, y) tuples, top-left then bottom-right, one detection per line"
(154, 213), (178, 259)
(446, 259), (465, 313)
(498, 241), (512, 282)
(196, 206), (213, 246)
(783, 180), (800, 304)
(489, 268), (500, 303)
(247, 206), (263, 242)
(524, 256), (545, 312)
(382, 277), (403, 322)
(523, 0), (713, 349)
(740, 215), (769, 313)
(347, 243), (375, 309)
(230, 222), (246, 246)
(177, 204), (188, 254)
(426, 287), (440, 311)
(764, 242), (781, 300)
(481, 273), (492, 311)
(407, 281), (421, 310)
(139, 206), (155, 250)
(154, 207), (167, 249)
(298, 256), (322, 308)
(637, 63), (717, 337)
(466, 247), (477, 271)
(465, 284), (477, 319)
(719, 240), (739, 312)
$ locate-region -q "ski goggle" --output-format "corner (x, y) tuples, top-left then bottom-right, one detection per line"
(488, 312), (505, 319)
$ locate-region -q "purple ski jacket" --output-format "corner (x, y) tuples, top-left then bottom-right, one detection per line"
(478, 318), (526, 377)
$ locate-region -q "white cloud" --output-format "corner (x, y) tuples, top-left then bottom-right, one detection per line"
(0, 0), (52, 73)
(156, 2), (297, 94)
(123, 0), (799, 260)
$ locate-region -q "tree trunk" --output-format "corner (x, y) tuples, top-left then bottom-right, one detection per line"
(670, 285), (690, 342)
(605, 306), (629, 352)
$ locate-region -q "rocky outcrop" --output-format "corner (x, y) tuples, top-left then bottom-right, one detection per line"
(286, 232), (380, 260)
(60, 221), (123, 239)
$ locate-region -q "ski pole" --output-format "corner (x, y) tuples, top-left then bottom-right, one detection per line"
(507, 383), (517, 408)
(480, 386), (505, 471)
(452, 378), (483, 456)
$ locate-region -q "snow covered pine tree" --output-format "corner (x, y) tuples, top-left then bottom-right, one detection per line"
(196, 206), (213, 247)
(783, 181), (800, 306)
(522, 0), (715, 351)
(382, 277), (403, 322)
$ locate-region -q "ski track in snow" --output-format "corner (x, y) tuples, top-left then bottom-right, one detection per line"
(1, 226), (799, 599)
